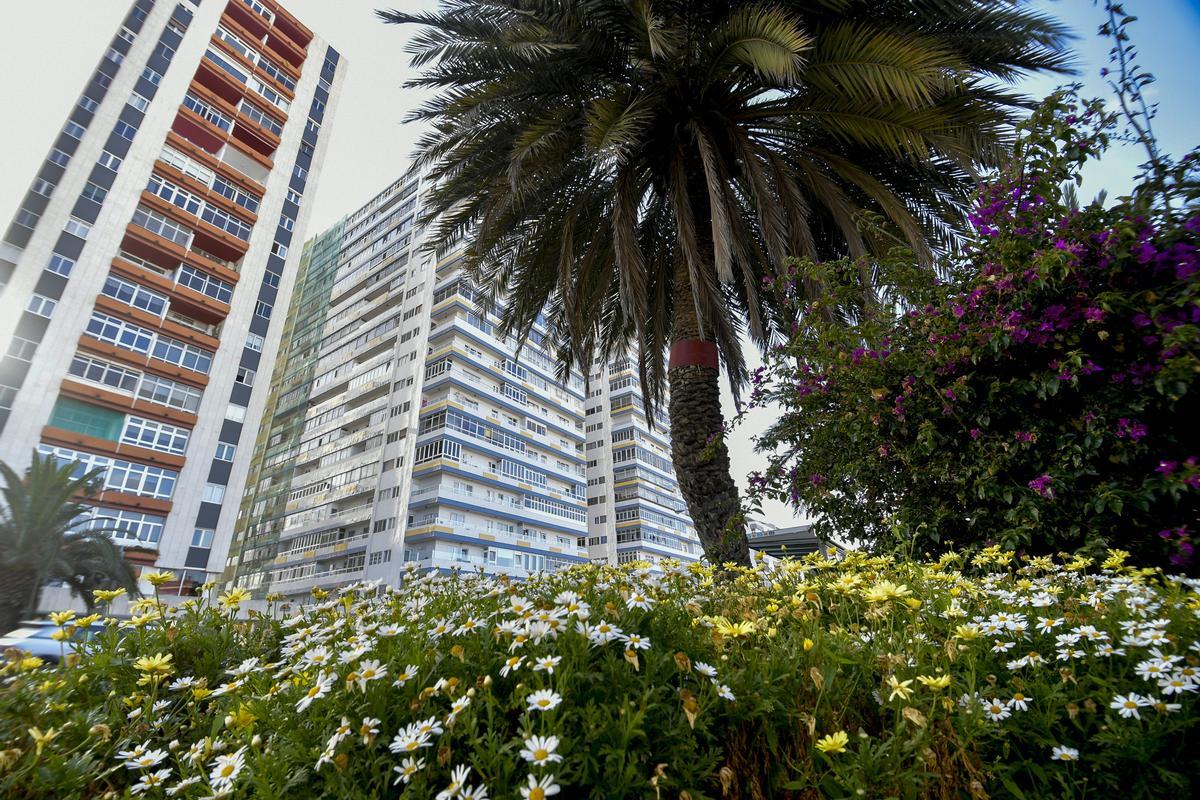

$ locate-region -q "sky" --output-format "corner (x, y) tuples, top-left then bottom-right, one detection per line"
(2, 0), (1198, 527)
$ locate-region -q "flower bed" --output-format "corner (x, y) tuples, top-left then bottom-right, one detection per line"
(1, 551), (1197, 798)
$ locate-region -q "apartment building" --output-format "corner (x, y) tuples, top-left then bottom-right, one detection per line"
(0, 0), (344, 593)
(225, 175), (592, 598)
(583, 357), (703, 566)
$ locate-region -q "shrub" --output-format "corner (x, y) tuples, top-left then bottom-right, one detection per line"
(0, 553), (1197, 798)
(751, 91), (1199, 567)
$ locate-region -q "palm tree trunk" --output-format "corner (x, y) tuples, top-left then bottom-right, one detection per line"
(667, 258), (751, 567)
(0, 569), (39, 634)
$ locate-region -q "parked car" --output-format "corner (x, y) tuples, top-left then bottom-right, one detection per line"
(0, 620), (110, 664)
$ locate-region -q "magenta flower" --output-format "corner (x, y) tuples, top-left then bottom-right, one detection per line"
(1027, 474), (1053, 498)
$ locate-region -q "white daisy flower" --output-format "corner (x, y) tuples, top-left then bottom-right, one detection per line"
(527, 690), (563, 712)
(520, 773), (561, 800)
(208, 746), (247, 791)
(520, 734), (563, 766)
(392, 756), (426, 786)
(131, 769), (172, 795)
(1050, 746), (1079, 762)
(533, 656), (562, 674)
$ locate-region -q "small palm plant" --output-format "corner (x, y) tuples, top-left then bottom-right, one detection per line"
(0, 453), (138, 633)
(380, 0), (1073, 564)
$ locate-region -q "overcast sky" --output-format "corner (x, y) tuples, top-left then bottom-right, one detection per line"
(2, 0), (1198, 526)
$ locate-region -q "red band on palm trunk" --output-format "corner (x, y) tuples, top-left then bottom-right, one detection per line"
(669, 339), (719, 369)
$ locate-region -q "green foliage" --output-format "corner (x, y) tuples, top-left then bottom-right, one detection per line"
(0, 453), (139, 625)
(0, 552), (1196, 798)
(378, 0), (1073, 400)
(752, 90), (1200, 567)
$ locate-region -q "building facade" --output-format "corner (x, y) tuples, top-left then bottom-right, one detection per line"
(225, 174), (593, 598)
(0, 0), (344, 593)
(583, 356), (703, 566)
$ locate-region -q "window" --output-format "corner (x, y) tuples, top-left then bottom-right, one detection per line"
(87, 311), (153, 353)
(48, 148), (70, 166)
(79, 96), (99, 113)
(235, 366), (255, 386)
(14, 209), (38, 228)
(114, 120), (138, 141)
(123, 416), (190, 455)
(132, 205), (191, 246)
(128, 92), (151, 112)
(7, 337), (37, 362)
(279, 215), (294, 231)
(271, 242), (288, 259)
(105, 48), (124, 64)
(78, 507), (164, 546)
(215, 442), (236, 461)
(293, 165), (307, 181)
(117, 26), (135, 44)
(68, 354), (140, 394)
(37, 443), (177, 500)
(98, 150), (123, 171)
(262, 271), (279, 288)
(81, 182), (108, 203)
(177, 265), (233, 304)
(64, 217), (92, 239)
(26, 294), (56, 318)
(202, 483), (225, 503)
(137, 373), (202, 413)
(31, 178), (55, 196)
(191, 528), (215, 548)
(64, 122), (86, 139)
(245, 333), (264, 352)
(254, 300), (272, 318)
(141, 66), (163, 85)
(225, 403), (246, 423)
(48, 253), (75, 276)
(286, 189), (302, 204)
(152, 335), (213, 374)
(102, 275), (168, 316)
(0, 385), (16, 411)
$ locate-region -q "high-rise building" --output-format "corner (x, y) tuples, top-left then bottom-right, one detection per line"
(0, 0), (344, 595)
(583, 356), (703, 566)
(225, 174), (593, 598)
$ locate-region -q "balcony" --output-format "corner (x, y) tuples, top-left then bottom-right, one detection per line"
(269, 564), (365, 596)
(280, 503), (373, 540)
(405, 516), (587, 559)
(274, 532), (370, 567)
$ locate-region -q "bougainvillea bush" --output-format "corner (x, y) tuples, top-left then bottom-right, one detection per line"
(752, 92), (1199, 568)
(0, 553), (1197, 799)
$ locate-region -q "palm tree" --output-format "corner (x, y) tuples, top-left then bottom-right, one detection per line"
(379, 0), (1072, 564)
(0, 453), (138, 633)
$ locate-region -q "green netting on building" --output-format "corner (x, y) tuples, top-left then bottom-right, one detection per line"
(48, 397), (125, 442)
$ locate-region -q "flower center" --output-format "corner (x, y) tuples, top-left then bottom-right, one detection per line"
(530, 789), (545, 800)
(534, 749), (548, 761)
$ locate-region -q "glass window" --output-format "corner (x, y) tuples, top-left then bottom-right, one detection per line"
(225, 403), (246, 423)
(245, 333), (264, 351)
(6, 337), (37, 362)
(26, 294), (56, 318)
(214, 442), (236, 461)
(202, 483), (225, 503)
(191, 528), (215, 547)
(48, 397), (125, 441)
(81, 182), (108, 203)
(64, 217), (92, 239)
(98, 150), (123, 171)
(79, 96), (99, 113)
(64, 121), (86, 139)
(32, 178), (55, 196)
(141, 66), (162, 85)
(128, 92), (151, 112)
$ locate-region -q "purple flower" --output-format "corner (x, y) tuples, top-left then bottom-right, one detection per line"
(970, 428), (982, 440)
(1156, 461), (1178, 476)
(1028, 474), (1053, 498)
